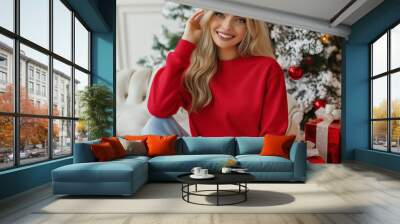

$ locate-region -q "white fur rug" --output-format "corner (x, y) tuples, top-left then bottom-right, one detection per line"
(37, 183), (361, 214)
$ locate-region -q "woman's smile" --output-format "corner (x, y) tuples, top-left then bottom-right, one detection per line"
(216, 30), (236, 41)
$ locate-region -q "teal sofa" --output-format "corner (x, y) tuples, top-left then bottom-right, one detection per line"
(52, 137), (306, 196)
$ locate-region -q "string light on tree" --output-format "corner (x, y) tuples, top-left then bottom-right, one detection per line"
(320, 34), (331, 45)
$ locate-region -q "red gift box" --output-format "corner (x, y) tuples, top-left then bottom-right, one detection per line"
(304, 118), (341, 163)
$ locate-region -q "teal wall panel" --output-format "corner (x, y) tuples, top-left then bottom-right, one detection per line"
(344, 0), (400, 171)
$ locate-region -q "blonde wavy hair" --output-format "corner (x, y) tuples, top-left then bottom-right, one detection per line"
(184, 10), (275, 113)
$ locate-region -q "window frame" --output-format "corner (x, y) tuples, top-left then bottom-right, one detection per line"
(370, 20), (400, 154)
(0, 0), (92, 171)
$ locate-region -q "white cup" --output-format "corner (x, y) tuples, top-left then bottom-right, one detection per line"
(191, 167), (202, 176)
(199, 169), (208, 176)
(221, 167), (232, 174)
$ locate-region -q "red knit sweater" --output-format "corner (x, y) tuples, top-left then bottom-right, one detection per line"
(148, 39), (288, 137)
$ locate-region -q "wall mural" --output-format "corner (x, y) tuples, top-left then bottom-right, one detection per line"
(116, 2), (343, 163)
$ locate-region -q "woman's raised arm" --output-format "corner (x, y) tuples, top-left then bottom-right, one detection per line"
(147, 39), (196, 117)
(147, 9), (204, 117)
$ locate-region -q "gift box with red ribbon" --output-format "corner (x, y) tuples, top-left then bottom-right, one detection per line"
(304, 118), (341, 163)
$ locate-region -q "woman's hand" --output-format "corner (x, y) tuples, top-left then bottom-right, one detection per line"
(182, 9), (204, 44)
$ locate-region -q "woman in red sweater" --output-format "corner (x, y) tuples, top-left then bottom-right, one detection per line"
(142, 9), (288, 137)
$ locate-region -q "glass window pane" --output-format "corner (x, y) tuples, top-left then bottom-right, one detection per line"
(0, 0), (14, 31)
(75, 18), (89, 70)
(372, 121), (388, 151)
(74, 69), (89, 118)
(20, 44), (49, 115)
(391, 24), (400, 70)
(0, 35), (14, 113)
(53, 0), (72, 60)
(20, 0), (49, 49)
(75, 120), (88, 143)
(53, 119), (72, 157)
(0, 116), (14, 170)
(20, 117), (49, 165)
(53, 59), (72, 117)
(372, 33), (387, 76)
(372, 77), (387, 119)
(391, 120), (400, 153)
(391, 72), (400, 118)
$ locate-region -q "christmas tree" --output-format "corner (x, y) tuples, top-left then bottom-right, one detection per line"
(138, 2), (343, 128)
(270, 26), (342, 127)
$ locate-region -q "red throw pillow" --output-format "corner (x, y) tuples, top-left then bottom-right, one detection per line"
(101, 137), (126, 158)
(259, 134), (296, 159)
(146, 135), (177, 157)
(91, 142), (117, 161)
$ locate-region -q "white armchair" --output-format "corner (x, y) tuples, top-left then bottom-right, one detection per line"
(117, 69), (304, 139)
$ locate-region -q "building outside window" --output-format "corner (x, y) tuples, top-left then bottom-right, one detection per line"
(41, 85), (46, 97)
(35, 83), (40, 95)
(28, 81), (34, 94)
(35, 70), (40, 81)
(41, 73), (46, 83)
(0, 54), (7, 89)
(28, 66), (34, 80)
(0, 71), (6, 84)
(0, 54), (7, 67)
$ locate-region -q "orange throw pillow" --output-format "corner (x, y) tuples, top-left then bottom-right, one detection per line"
(91, 142), (117, 161)
(260, 134), (296, 159)
(146, 135), (177, 157)
(101, 137), (126, 158)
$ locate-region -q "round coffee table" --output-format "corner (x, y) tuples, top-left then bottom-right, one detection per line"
(177, 173), (255, 206)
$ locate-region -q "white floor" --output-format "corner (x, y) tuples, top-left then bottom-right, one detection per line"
(1, 162), (400, 224)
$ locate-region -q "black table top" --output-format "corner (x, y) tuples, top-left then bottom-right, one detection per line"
(177, 172), (255, 185)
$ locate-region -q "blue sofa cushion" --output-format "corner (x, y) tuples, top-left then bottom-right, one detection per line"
(73, 139), (101, 163)
(236, 137), (263, 155)
(236, 155), (293, 172)
(177, 137), (235, 155)
(149, 154), (235, 172)
(53, 159), (147, 183)
(115, 155), (150, 163)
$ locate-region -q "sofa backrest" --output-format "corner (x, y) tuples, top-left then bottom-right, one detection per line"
(74, 137), (266, 162)
(73, 139), (101, 163)
(177, 137), (236, 155)
(235, 137), (264, 155)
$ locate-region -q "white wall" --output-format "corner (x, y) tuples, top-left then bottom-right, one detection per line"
(117, 0), (181, 71)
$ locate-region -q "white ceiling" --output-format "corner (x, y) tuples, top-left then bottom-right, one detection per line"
(169, 0), (384, 37)
(227, 0), (352, 22)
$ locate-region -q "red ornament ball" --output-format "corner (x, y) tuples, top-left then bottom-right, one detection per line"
(288, 66), (304, 80)
(314, 99), (327, 110)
